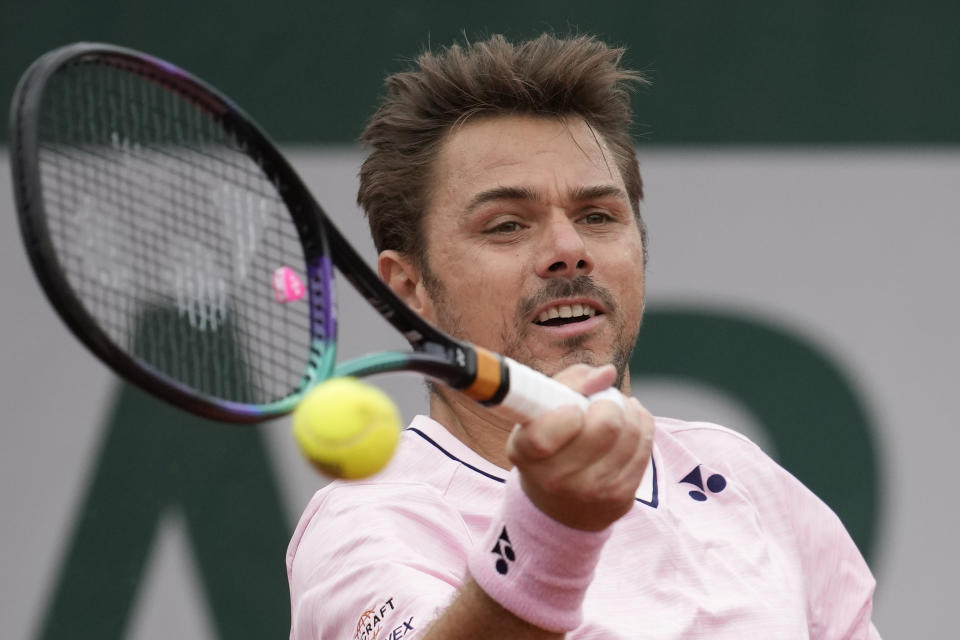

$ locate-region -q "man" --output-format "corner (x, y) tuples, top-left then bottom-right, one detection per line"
(287, 34), (880, 638)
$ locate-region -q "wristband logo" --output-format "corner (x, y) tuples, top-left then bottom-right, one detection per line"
(490, 526), (515, 575)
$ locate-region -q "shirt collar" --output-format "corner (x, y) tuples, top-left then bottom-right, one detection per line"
(407, 414), (657, 505)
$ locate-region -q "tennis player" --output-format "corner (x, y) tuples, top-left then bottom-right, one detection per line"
(287, 34), (880, 639)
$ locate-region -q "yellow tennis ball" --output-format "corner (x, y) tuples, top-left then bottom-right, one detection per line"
(292, 377), (401, 479)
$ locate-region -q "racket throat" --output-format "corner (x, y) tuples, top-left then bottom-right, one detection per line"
(461, 346), (509, 406)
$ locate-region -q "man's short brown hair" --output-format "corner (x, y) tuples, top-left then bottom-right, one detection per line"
(358, 33), (648, 268)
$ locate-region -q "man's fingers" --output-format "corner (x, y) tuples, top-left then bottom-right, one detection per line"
(507, 405), (585, 462)
(594, 397), (654, 500)
(539, 399), (634, 489)
(511, 394), (653, 531)
(507, 363), (618, 464)
(580, 364), (618, 398)
(551, 363), (617, 397)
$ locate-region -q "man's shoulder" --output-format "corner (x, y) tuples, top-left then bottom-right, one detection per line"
(650, 415), (826, 512)
(287, 444), (472, 572)
(292, 417), (495, 527)
(654, 415), (763, 455)
(650, 415), (788, 490)
(303, 426), (464, 511)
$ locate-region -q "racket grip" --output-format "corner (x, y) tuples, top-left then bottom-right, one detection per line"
(499, 357), (623, 418)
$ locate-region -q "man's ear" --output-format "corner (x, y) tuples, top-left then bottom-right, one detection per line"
(378, 250), (433, 318)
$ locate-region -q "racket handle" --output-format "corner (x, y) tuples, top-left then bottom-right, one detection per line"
(498, 357), (623, 419)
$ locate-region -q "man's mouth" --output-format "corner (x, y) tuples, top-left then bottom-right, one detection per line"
(533, 303), (603, 327)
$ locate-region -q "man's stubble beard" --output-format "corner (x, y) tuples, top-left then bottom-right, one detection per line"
(500, 322), (634, 390)
(422, 267), (639, 390)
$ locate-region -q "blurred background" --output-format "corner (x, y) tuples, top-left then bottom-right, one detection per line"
(2, 1), (957, 637)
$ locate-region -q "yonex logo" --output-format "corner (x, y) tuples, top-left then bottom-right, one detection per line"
(680, 465), (726, 501)
(490, 526), (515, 574)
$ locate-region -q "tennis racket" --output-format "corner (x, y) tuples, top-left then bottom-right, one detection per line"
(9, 42), (604, 424)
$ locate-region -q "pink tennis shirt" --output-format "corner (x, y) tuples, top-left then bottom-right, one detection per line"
(287, 414), (880, 639)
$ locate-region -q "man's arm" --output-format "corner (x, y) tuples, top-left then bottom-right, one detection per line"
(423, 364), (655, 638)
(288, 364), (653, 639)
(780, 470), (881, 639)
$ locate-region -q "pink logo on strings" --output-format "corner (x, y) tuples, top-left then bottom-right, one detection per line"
(272, 266), (306, 303)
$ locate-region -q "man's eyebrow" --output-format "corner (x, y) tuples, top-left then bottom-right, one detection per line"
(465, 185), (541, 214)
(568, 184), (628, 202)
(465, 184), (627, 215)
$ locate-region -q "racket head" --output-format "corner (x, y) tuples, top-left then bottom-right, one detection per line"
(10, 42), (337, 422)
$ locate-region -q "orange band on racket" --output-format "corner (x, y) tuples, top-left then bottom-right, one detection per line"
(464, 347), (503, 402)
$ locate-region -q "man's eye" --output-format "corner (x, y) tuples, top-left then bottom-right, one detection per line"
(582, 211), (612, 225)
(486, 221), (522, 234)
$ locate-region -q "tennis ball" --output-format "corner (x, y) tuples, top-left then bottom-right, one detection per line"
(292, 377), (401, 479)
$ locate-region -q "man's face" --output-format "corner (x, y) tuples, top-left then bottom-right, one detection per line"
(419, 114), (646, 387)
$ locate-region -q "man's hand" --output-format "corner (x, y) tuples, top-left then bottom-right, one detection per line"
(506, 364), (654, 531)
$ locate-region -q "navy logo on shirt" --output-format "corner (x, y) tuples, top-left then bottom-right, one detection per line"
(384, 617), (415, 640)
(491, 526), (515, 574)
(680, 464), (727, 501)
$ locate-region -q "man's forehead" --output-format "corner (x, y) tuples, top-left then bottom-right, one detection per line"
(434, 114), (621, 193)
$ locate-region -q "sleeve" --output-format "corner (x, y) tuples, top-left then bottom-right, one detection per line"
(684, 422), (882, 639)
(286, 482), (473, 640)
(775, 463), (881, 639)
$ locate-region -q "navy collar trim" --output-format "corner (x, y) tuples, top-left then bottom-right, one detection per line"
(406, 427), (659, 508)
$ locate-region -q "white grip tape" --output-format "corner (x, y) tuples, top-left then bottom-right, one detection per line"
(500, 357), (622, 419)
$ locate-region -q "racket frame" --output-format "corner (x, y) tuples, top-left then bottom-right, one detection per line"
(10, 42), (509, 423)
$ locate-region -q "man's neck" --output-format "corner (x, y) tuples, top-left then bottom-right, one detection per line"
(429, 389), (517, 469)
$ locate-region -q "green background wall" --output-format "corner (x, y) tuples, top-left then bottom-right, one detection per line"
(3, 0), (959, 144)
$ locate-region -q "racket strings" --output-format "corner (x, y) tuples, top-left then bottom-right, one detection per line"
(36, 59), (321, 405)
